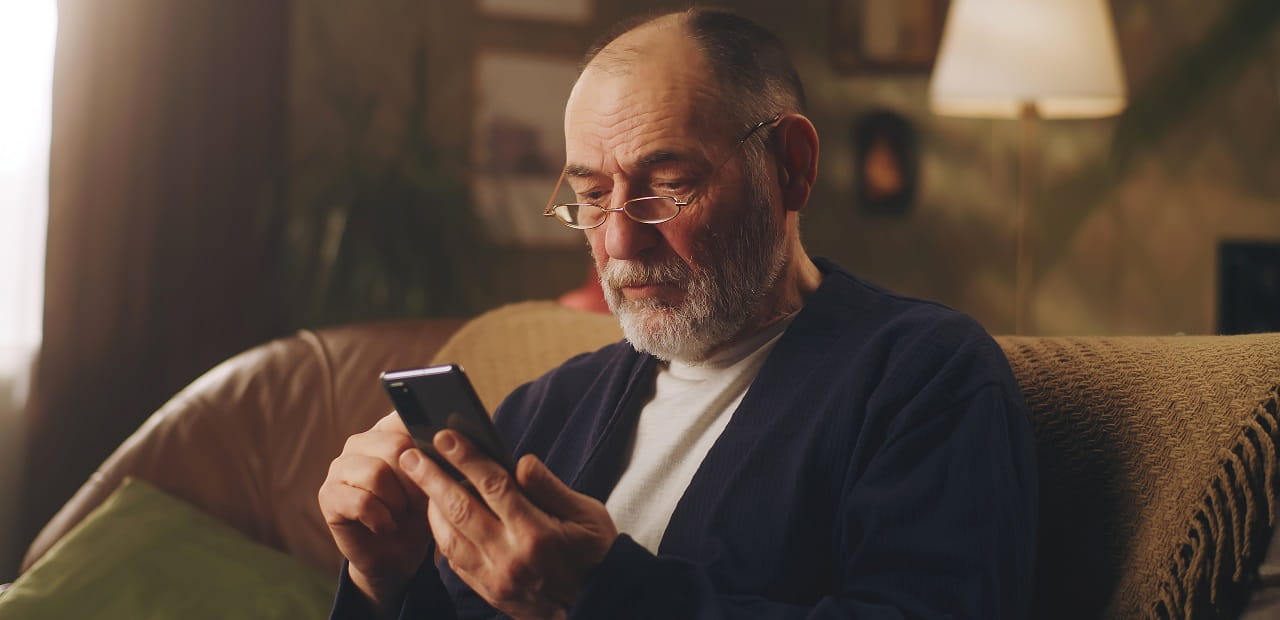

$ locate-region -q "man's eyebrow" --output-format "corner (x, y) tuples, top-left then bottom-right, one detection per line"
(564, 164), (596, 178)
(635, 150), (686, 168)
(563, 150), (695, 178)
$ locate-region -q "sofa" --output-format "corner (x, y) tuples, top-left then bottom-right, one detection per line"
(3, 301), (1279, 618)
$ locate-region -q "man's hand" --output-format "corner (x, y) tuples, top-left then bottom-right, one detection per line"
(318, 412), (434, 612)
(400, 430), (618, 620)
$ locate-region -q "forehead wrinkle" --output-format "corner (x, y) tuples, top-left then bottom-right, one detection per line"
(572, 54), (718, 133)
(565, 48), (730, 176)
(566, 111), (692, 173)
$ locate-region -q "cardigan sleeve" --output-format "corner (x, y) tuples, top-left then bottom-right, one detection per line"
(568, 383), (1037, 619)
(330, 557), (468, 620)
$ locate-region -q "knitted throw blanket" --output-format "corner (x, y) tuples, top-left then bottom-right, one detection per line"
(999, 334), (1280, 619)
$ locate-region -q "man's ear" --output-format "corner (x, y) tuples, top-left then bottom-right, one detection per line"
(774, 114), (820, 213)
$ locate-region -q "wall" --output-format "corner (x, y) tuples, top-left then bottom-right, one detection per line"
(796, 0), (1280, 335)
(286, 0), (1280, 335)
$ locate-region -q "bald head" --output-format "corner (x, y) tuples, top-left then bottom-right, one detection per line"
(585, 13), (686, 76)
(580, 8), (806, 134)
(578, 14), (708, 92)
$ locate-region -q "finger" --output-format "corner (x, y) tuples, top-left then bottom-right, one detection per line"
(427, 498), (484, 575)
(433, 430), (532, 524)
(342, 425), (427, 513)
(329, 453), (412, 516)
(371, 410), (409, 433)
(344, 425), (416, 469)
(401, 447), (503, 544)
(319, 477), (398, 536)
(515, 454), (591, 521)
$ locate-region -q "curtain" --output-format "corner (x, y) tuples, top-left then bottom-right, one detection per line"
(0, 2), (57, 583)
(16, 0), (291, 570)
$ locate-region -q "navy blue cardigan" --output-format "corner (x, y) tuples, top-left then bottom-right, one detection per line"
(333, 258), (1038, 619)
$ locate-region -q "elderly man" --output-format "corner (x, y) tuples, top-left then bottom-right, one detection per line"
(322, 8), (1037, 619)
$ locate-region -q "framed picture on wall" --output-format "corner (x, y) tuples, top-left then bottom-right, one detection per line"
(831, 0), (948, 73)
(471, 50), (582, 246)
(852, 109), (920, 215)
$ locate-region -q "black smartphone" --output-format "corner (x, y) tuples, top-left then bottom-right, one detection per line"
(380, 364), (516, 481)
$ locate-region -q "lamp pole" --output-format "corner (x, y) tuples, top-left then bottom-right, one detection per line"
(929, 0), (1127, 336)
(1015, 101), (1039, 335)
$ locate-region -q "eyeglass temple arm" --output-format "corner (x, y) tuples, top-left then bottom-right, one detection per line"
(747, 114), (783, 140)
(543, 168), (568, 216)
(711, 113), (782, 174)
(686, 113), (784, 204)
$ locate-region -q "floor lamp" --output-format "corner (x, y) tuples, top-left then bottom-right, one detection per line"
(929, 0), (1127, 335)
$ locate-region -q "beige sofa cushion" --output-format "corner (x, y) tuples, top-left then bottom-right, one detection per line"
(429, 301), (622, 411)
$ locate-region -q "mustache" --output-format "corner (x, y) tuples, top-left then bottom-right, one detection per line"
(599, 258), (691, 288)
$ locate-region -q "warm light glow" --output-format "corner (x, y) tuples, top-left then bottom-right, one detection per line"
(0, 0), (57, 367)
(929, 0), (1127, 119)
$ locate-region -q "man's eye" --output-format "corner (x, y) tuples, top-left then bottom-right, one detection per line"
(576, 190), (607, 202)
(653, 181), (687, 195)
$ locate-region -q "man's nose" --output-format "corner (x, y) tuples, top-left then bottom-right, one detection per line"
(603, 201), (660, 261)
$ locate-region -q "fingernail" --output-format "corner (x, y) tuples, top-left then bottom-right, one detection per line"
(435, 431), (457, 454)
(400, 449), (423, 473)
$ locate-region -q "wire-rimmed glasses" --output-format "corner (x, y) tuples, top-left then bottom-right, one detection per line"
(543, 114), (781, 230)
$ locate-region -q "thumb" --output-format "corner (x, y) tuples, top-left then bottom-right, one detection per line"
(515, 454), (591, 521)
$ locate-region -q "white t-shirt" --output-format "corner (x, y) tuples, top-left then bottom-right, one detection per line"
(604, 315), (795, 553)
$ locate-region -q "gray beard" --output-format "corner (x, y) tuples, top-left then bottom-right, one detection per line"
(596, 172), (787, 363)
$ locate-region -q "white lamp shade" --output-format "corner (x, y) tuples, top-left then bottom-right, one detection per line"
(929, 0), (1127, 119)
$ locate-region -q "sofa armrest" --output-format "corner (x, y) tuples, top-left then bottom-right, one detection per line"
(998, 334), (1280, 619)
(21, 318), (465, 575)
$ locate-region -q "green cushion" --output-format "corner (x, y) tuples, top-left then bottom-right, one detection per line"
(0, 477), (335, 619)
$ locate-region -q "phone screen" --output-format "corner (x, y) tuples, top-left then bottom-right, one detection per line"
(381, 364), (515, 480)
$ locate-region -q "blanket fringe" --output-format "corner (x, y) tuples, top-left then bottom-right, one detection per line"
(1156, 386), (1280, 619)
